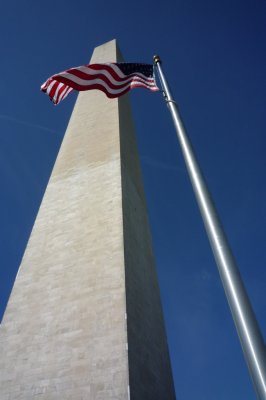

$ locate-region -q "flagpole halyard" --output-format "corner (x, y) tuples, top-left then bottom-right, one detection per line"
(153, 55), (266, 400)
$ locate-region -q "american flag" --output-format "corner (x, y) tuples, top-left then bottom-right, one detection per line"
(41, 63), (159, 105)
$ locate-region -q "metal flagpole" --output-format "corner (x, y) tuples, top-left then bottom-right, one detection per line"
(153, 55), (266, 400)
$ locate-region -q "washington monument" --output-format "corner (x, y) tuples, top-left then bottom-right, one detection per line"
(0, 40), (176, 399)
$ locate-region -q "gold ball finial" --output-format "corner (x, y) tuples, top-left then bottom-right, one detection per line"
(153, 55), (161, 64)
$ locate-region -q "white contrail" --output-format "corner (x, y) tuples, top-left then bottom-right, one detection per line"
(0, 114), (58, 134)
(141, 155), (181, 172)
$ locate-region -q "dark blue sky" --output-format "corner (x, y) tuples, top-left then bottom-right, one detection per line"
(0, 1), (266, 399)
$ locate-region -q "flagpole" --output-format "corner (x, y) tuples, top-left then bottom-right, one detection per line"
(153, 55), (266, 400)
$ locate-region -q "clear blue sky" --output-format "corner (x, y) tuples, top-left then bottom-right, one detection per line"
(0, 1), (266, 399)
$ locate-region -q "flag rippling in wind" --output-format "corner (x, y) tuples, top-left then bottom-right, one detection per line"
(41, 63), (159, 105)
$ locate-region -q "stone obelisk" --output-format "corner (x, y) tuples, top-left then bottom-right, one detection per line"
(0, 40), (176, 400)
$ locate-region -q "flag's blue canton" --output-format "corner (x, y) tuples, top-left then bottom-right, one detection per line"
(115, 63), (154, 78)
